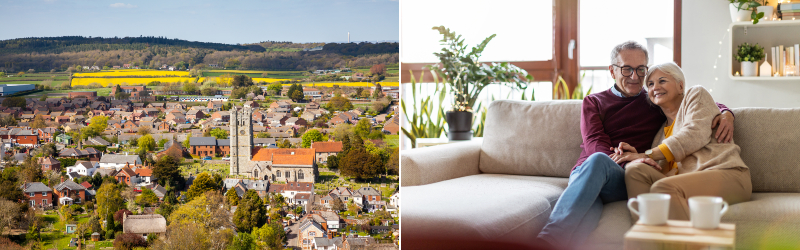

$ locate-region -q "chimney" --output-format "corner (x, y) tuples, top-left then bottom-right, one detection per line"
(328, 232), (332, 239)
(60, 176), (64, 183)
(123, 212), (128, 224)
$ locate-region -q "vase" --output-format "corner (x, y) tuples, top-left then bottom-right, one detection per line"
(446, 111), (473, 141)
(757, 6), (774, 21)
(729, 3), (752, 22)
(741, 61), (757, 77)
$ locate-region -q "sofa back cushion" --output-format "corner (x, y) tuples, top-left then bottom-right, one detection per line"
(731, 107), (800, 192)
(480, 100), (583, 177)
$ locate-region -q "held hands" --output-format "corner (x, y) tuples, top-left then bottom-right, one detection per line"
(609, 142), (646, 164)
(712, 111), (735, 143)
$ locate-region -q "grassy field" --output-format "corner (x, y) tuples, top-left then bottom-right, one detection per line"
(0, 80), (69, 86)
(179, 162), (230, 177)
(383, 135), (399, 148)
(39, 211), (113, 250)
(74, 70), (190, 77)
(315, 171), (398, 198)
(24, 88), (113, 97)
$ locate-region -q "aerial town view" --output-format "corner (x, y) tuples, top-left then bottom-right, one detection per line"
(0, 1), (400, 249)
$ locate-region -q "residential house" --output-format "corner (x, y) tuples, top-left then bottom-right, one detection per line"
(66, 161), (97, 179)
(135, 168), (153, 185)
(313, 236), (343, 250)
(38, 157), (61, 172)
(122, 214), (167, 241)
(223, 178), (269, 198)
(188, 137), (230, 157)
(53, 180), (86, 205)
(115, 166), (139, 186)
(243, 101), (259, 108)
(22, 182), (53, 209)
(211, 111), (230, 122)
(98, 154), (142, 170)
(186, 110), (205, 120)
(311, 141), (343, 164)
(55, 134), (73, 144)
(299, 220), (326, 250)
(207, 101), (224, 111)
(354, 187), (383, 211)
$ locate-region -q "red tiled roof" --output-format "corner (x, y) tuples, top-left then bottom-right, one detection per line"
(80, 181), (92, 189)
(135, 168), (152, 177)
(311, 141), (343, 153)
(251, 148), (315, 162)
(273, 154), (314, 165)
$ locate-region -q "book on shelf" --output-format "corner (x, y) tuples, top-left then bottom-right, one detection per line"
(778, 3), (800, 10)
(796, 44), (800, 75)
(780, 9), (800, 13)
(780, 45), (785, 76)
(772, 47), (777, 74)
(780, 12), (800, 17)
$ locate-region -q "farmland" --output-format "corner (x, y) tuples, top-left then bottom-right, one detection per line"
(71, 77), (196, 87)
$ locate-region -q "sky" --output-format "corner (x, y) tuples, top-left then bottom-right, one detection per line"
(0, 0), (399, 44)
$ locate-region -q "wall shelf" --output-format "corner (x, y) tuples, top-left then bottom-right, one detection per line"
(729, 20), (800, 81)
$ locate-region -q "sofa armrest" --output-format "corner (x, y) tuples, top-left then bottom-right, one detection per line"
(401, 140), (482, 187)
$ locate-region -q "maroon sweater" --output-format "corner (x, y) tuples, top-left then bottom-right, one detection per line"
(574, 88), (730, 171)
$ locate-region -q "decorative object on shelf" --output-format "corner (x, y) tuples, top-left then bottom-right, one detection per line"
(729, 0), (766, 24)
(735, 71), (741, 76)
(778, 2), (800, 20)
(756, 1), (774, 22)
(736, 42), (765, 77)
(427, 26), (533, 141)
(785, 64), (797, 76)
(760, 59), (772, 77)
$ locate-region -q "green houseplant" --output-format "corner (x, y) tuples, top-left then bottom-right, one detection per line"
(427, 26), (533, 140)
(729, 0), (767, 24)
(735, 42), (765, 77)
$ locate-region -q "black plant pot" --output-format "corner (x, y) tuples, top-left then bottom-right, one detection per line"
(446, 111), (473, 141)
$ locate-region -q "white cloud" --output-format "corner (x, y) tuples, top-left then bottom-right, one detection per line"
(109, 3), (137, 8)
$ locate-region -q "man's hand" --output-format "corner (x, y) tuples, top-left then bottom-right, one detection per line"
(630, 158), (661, 171)
(712, 111), (735, 143)
(610, 152), (647, 164)
(610, 142), (637, 155)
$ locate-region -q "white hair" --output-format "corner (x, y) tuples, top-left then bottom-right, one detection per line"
(610, 41), (649, 66)
(644, 62), (685, 92)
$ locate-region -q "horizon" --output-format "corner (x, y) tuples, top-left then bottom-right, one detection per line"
(0, 35), (399, 46)
(0, 0), (399, 44)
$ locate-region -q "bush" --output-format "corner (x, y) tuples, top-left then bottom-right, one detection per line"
(105, 229), (115, 240)
(113, 233), (148, 250)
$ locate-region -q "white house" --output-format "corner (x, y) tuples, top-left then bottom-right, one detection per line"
(390, 192), (399, 209)
(66, 161), (97, 178)
(98, 154), (142, 170)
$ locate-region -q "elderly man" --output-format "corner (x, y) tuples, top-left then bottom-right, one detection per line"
(534, 41), (735, 249)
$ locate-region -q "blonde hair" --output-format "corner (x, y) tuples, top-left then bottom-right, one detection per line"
(644, 62), (685, 92)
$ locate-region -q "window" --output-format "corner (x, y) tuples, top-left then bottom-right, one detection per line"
(43, 191), (47, 196)
(298, 171), (304, 180)
(29, 192), (34, 197)
(30, 200), (35, 207)
(42, 199), (47, 206)
(310, 232), (316, 237)
(277, 171), (281, 177)
(286, 171), (291, 178)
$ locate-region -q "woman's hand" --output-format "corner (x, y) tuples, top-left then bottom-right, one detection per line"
(631, 158), (662, 171)
(712, 111), (735, 143)
(610, 142), (637, 155)
(610, 152), (647, 164)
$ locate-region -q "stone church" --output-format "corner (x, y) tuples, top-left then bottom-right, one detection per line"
(230, 106), (317, 183)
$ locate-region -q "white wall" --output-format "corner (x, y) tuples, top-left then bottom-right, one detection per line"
(683, 1), (800, 108)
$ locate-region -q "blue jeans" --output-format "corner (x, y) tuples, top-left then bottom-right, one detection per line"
(537, 152), (628, 248)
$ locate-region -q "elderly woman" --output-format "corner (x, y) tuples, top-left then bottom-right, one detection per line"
(613, 62), (752, 220)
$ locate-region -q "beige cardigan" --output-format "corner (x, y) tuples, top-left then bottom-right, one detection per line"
(651, 86), (748, 174)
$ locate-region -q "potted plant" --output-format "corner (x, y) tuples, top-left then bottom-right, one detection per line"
(755, 1), (773, 22)
(427, 26), (532, 141)
(728, 0), (767, 24)
(736, 42), (765, 77)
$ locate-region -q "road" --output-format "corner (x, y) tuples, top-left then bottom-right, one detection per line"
(286, 219), (300, 250)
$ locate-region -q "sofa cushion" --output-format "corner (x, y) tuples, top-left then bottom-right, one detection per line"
(722, 193), (800, 249)
(579, 201), (632, 250)
(481, 100), (583, 178)
(730, 108), (800, 192)
(401, 174), (568, 249)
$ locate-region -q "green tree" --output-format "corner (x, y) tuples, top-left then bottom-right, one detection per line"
(301, 129), (325, 148)
(229, 232), (256, 250)
(114, 85), (130, 100)
(96, 182), (123, 222)
(254, 132), (271, 138)
(185, 172), (221, 201)
(225, 188), (240, 206)
(138, 134), (156, 153)
(30, 115), (47, 129)
(332, 198), (345, 212)
(326, 96), (353, 111)
(290, 90), (304, 102)
(372, 83), (384, 99)
(252, 222), (286, 249)
(153, 155), (181, 187)
(183, 133), (192, 149)
(210, 128), (228, 139)
(1, 97), (26, 108)
(182, 82), (198, 94)
(233, 190), (266, 232)
(327, 155), (338, 169)
(339, 136), (381, 180)
(135, 188), (159, 207)
(277, 139), (293, 148)
(232, 75), (254, 88)
(386, 147), (399, 175)
(353, 119), (372, 138)
(267, 82), (282, 95)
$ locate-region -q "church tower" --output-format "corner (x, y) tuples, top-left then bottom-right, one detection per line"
(229, 106), (254, 176)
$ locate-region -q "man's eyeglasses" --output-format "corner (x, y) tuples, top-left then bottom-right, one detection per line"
(612, 65), (648, 77)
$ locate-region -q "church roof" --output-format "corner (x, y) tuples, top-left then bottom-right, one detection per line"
(251, 148), (315, 162)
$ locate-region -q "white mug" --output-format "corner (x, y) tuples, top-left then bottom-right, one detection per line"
(627, 193), (671, 225)
(689, 196), (729, 229)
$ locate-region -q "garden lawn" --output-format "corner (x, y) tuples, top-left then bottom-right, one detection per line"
(24, 88), (112, 97)
(383, 135), (399, 148)
(179, 162), (230, 177)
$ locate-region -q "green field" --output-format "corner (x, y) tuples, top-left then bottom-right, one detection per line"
(383, 135), (399, 148)
(314, 171), (398, 198)
(24, 87), (112, 97)
(39, 212), (114, 250)
(179, 162), (230, 177)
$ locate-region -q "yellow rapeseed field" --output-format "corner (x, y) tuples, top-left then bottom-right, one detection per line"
(73, 70), (191, 77)
(295, 82), (399, 87)
(71, 77), (194, 87)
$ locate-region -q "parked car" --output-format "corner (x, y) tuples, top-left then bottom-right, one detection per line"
(286, 214), (296, 220)
(203, 156), (212, 160)
(221, 157), (230, 161)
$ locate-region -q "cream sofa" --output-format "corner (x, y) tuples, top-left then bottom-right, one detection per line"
(401, 100), (800, 250)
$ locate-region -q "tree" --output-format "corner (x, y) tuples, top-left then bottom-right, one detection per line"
(136, 188), (159, 207)
(267, 82), (282, 95)
(229, 232), (256, 250)
(1, 97), (26, 108)
(332, 198), (345, 212)
(114, 85), (130, 100)
(210, 128), (228, 139)
(85, 115), (109, 138)
(138, 126), (151, 135)
(183, 133), (192, 149)
(30, 115), (47, 129)
(138, 134), (156, 152)
(353, 119), (372, 138)
(326, 96), (353, 111)
(153, 155), (181, 187)
(339, 136), (382, 180)
(232, 75), (254, 88)
(277, 139), (293, 148)
(301, 129), (325, 148)
(169, 191), (233, 230)
(348, 202), (361, 215)
(254, 132), (271, 138)
(386, 147), (399, 175)
(326, 155), (338, 169)
(367, 130), (385, 140)
(185, 172), (221, 201)
(233, 190), (266, 233)
(182, 82), (198, 94)
(96, 181), (123, 222)
(290, 90), (305, 102)
(370, 64), (386, 76)
(225, 188), (240, 206)
(201, 87), (218, 96)
(252, 222), (286, 249)
(39, 93), (48, 101)
(114, 233), (148, 250)
(114, 209), (133, 228)
(0, 198), (20, 236)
